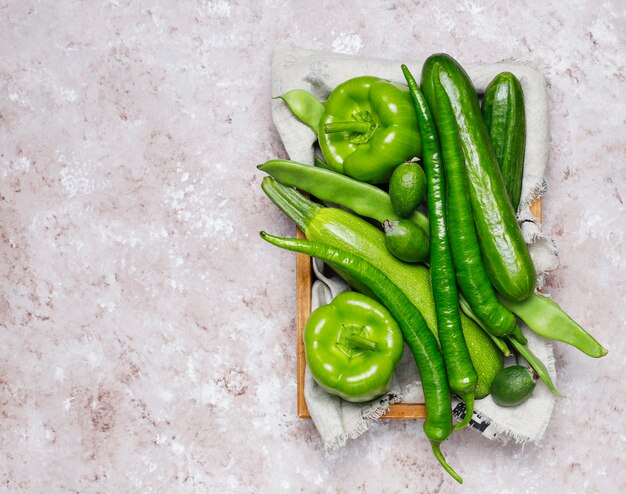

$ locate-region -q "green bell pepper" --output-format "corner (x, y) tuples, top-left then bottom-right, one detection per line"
(304, 291), (404, 402)
(278, 76), (422, 184)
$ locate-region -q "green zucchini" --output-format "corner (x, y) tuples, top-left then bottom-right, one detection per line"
(262, 177), (503, 398)
(421, 54), (536, 302)
(481, 72), (526, 211)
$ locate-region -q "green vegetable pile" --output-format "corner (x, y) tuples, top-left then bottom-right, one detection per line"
(259, 53), (607, 484)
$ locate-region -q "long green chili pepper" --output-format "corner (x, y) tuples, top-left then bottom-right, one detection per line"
(499, 293), (608, 358)
(402, 64), (477, 430)
(430, 63), (516, 337)
(260, 232), (462, 484)
(258, 159), (430, 233)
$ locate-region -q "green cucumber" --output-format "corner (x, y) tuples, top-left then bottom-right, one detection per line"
(481, 72), (526, 211)
(421, 54), (536, 302)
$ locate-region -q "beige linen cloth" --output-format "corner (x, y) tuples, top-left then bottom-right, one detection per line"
(270, 45), (560, 449)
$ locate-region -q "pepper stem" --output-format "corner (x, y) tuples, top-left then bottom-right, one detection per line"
(346, 334), (378, 352)
(431, 441), (463, 484)
(454, 393), (475, 430)
(324, 121), (372, 134)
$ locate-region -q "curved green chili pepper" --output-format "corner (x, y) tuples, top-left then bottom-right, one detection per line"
(278, 76), (422, 184)
(499, 293), (608, 358)
(402, 64), (477, 430)
(258, 159), (430, 234)
(430, 62), (516, 337)
(260, 232), (462, 483)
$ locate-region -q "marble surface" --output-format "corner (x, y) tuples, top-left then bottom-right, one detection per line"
(0, 1), (624, 492)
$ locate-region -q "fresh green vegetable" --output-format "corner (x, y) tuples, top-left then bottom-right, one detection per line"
(458, 295), (512, 357)
(466, 337), (505, 400)
(278, 76), (422, 183)
(510, 325), (528, 345)
(402, 64), (477, 430)
(428, 60), (516, 337)
(389, 162), (427, 217)
(481, 72), (526, 211)
(499, 292), (608, 358)
(461, 296), (560, 397)
(490, 365), (537, 407)
(507, 336), (562, 397)
(258, 159), (429, 233)
(314, 156), (332, 170)
(421, 54), (536, 302)
(260, 177), (503, 399)
(275, 89), (326, 132)
(304, 291), (404, 402)
(260, 232), (462, 483)
(383, 219), (429, 263)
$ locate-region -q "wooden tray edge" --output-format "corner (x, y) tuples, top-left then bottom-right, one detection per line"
(295, 226), (312, 419)
(296, 199), (542, 420)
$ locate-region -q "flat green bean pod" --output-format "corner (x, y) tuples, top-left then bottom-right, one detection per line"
(500, 293), (608, 358)
(258, 160), (430, 233)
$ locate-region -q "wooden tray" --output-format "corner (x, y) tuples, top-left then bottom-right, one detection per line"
(296, 199), (543, 419)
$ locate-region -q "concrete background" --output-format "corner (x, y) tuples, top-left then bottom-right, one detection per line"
(1, 1), (624, 492)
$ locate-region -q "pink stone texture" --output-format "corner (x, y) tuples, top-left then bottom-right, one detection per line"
(0, 1), (624, 492)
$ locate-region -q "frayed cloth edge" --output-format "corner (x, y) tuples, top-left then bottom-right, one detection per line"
(323, 380), (421, 452)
